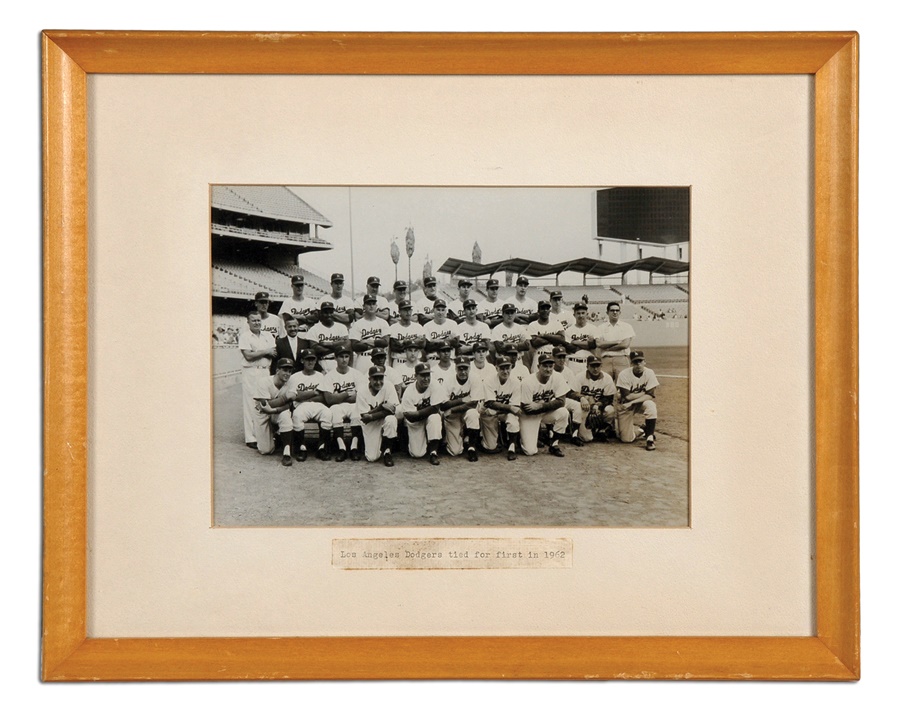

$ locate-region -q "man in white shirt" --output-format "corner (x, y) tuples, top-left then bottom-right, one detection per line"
(321, 272), (355, 326)
(238, 311), (276, 448)
(518, 354), (570, 457)
(616, 350), (660, 451)
(317, 346), (364, 461)
(398, 363), (446, 465)
(597, 300), (636, 381)
(349, 295), (390, 374)
(352, 365), (400, 466)
(278, 274), (318, 330)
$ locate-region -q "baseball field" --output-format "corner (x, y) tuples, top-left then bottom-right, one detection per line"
(213, 346), (688, 528)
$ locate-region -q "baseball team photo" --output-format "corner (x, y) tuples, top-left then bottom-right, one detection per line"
(212, 185), (690, 527)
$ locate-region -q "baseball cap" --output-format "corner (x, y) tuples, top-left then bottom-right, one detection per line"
(538, 300), (551, 310)
(291, 275), (305, 285)
(574, 302), (588, 311)
(403, 340), (419, 351)
(538, 354), (555, 365)
(437, 341), (453, 351)
(363, 294), (377, 304)
(368, 365), (386, 377)
(335, 345), (352, 356)
(398, 299), (413, 310)
(516, 276), (529, 286)
(587, 355), (602, 366)
(254, 291), (270, 301)
(495, 356), (512, 368)
(424, 276), (437, 287)
(501, 303), (516, 313)
(330, 272), (344, 282)
(630, 350), (646, 362)
(454, 356), (471, 367)
(550, 290), (563, 299)
(473, 340), (489, 352)
(433, 298), (447, 309)
(552, 346), (567, 357)
(367, 275), (381, 286)
(299, 349), (317, 361)
(276, 358), (295, 370)
(486, 278), (499, 288)
(393, 280), (408, 291)
(414, 363), (431, 376)
(320, 301), (335, 312)
(463, 298), (477, 309)
(458, 278), (473, 287)
(370, 347), (387, 358)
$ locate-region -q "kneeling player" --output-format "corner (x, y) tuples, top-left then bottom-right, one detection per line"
(616, 350), (660, 451)
(398, 363), (446, 465)
(441, 357), (483, 461)
(518, 354), (570, 457)
(254, 358), (298, 465)
(318, 346), (364, 461)
(481, 355), (522, 460)
(575, 355), (617, 442)
(352, 366), (399, 466)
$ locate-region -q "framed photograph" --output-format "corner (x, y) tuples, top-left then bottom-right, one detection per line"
(43, 31), (858, 680)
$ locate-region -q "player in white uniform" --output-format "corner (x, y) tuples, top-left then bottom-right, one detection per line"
(574, 355), (617, 443)
(477, 278), (505, 328)
(317, 346), (364, 461)
(597, 301), (636, 381)
(398, 363), (446, 464)
(352, 366), (400, 466)
(254, 291), (285, 340)
(526, 300), (566, 372)
(447, 278), (476, 323)
(616, 350), (659, 450)
(551, 346), (585, 445)
(368, 348), (402, 394)
(440, 357), (484, 461)
(415, 276), (440, 325)
(355, 275), (391, 322)
(430, 342), (457, 389)
(320, 272), (355, 326)
(548, 290), (574, 331)
(392, 341), (427, 398)
(421, 299), (459, 363)
(511, 276), (539, 325)
(252, 358), (297, 464)
(481, 355), (522, 460)
(238, 311), (277, 448)
(349, 295), (390, 374)
(469, 341), (497, 389)
(387, 300), (426, 366)
(518, 354), (569, 457)
(386, 280), (410, 324)
(278, 275), (318, 330)
(303, 301), (350, 373)
(564, 302), (600, 375)
(490, 303), (528, 361)
(502, 346), (531, 385)
(456, 300), (491, 353)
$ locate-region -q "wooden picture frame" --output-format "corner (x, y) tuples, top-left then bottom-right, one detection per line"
(42, 31), (858, 681)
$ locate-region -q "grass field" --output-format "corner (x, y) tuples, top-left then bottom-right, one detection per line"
(213, 346), (688, 527)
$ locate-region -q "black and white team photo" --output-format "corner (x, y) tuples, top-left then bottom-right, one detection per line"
(211, 185), (690, 526)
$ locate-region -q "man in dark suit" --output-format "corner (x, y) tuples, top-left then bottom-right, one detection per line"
(271, 314), (304, 374)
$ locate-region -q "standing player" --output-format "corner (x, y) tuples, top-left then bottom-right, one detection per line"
(574, 355), (617, 443)
(563, 302), (600, 375)
(415, 276), (440, 325)
(317, 346), (364, 461)
(548, 290), (573, 330)
(368, 347), (403, 397)
(504, 347), (532, 385)
(303, 301), (350, 373)
(477, 278), (505, 328)
(440, 357), (484, 461)
(278, 275), (318, 330)
(455, 300), (491, 353)
(596, 301), (636, 381)
(387, 300), (426, 366)
(490, 303), (528, 360)
(238, 311), (276, 448)
(526, 300), (566, 371)
(448, 278), (477, 322)
(398, 363), (446, 465)
(392, 341), (427, 398)
(481, 355), (522, 460)
(430, 341), (457, 388)
(616, 350), (659, 451)
(422, 299), (459, 363)
(468, 341), (497, 389)
(349, 295), (390, 374)
(518, 354), (569, 457)
(386, 280), (410, 324)
(253, 357), (297, 465)
(254, 291), (285, 340)
(511, 276), (539, 324)
(321, 272), (355, 326)
(355, 275), (391, 321)
(352, 365), (400, 467)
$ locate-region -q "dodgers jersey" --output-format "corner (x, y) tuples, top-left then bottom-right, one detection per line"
(400, 381), (447, 413)
(616, 367), (660, 395)
(520, 371), (570, 405)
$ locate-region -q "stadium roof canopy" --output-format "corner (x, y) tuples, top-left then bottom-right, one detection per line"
(437, 256), (688, 279)
(212, 186), (333, 227)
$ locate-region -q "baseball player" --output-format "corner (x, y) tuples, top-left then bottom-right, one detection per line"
(511, 276), (539, 324)
(321, 272), (355, 326)
(504, 346), (532, 385)
(254, 291), (285, 340)
(317, 346), (364, 461)
(518, 353), (569, 457)
(447, 278), (477, 323)
(387, 299), (426, 366)
(469, 340), (497, 389)
(551, 346), (586, 445)
(392, 340), (427, 397)
(278, 275), (318, 329)
(352, 365), (400, 466)
(303, 301), (350, 373)
(616, 350), (659, 451)
(563, 302), (601, 375)
(548, 290), (573, 330)
(415, 276), (440, 325)
(440, 356), (484, 461)
(355, 275), (391, 321)
(526, 300), (566, 372)
(368, 347), (403, 395)
(271, 314), (304, 374)
(477, 278), (505, 328)
(398, 362), (446, 465)
(430, 341), (457, 388)
(386, 280), (410, 324)
(422, 299), (460, 363)
(348, 295), (390, 374)
(597, 301), (636, 381)
(252, 357), (298, 465)
(574, 354), (617, 443)
(455, 299), (491, 353)
(238, 311), (277, 448)
(490, 303), (528, 361)
(481, 355), (522, 460)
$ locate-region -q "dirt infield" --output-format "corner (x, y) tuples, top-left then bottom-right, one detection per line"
(213, 346), (688, 527)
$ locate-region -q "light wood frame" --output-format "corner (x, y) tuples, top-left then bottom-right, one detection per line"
(42, 31), (859, 681)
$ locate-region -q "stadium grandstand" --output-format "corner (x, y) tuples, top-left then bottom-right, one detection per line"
(212, 185), (335, 381)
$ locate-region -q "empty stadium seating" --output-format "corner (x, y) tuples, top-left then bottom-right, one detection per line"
(615, 284), (689, 303)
